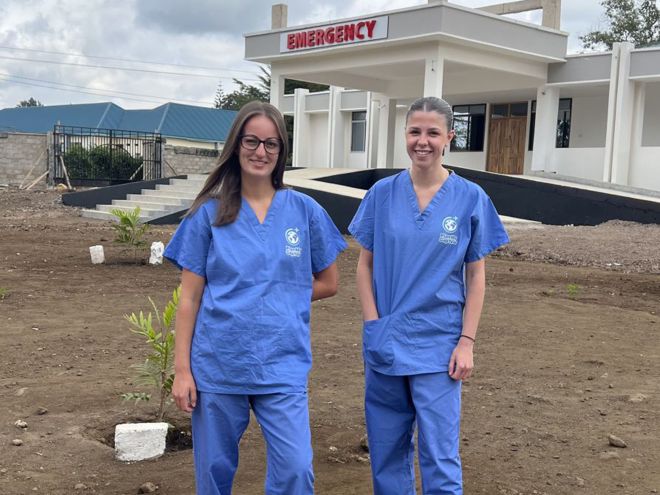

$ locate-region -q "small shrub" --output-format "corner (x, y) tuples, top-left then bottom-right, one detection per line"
(566, 283), (581, 298)
(110, 207), (149, 263)
(0, 287), (9, 300)
(122, 286), (180, 422)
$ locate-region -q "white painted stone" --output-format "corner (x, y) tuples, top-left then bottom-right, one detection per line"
(114, 422), (168, 462)
(149, 242), (164, 265)
(89, 245), (105, 264)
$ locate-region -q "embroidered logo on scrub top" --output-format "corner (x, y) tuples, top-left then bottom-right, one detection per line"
(439, 216), (459, 245)
(285, 228), (302, 257)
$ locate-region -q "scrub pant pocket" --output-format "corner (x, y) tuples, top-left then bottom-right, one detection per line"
(192, 391), (314, 495)
(365, 368), (463, 495)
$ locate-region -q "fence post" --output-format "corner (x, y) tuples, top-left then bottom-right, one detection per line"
(47, 130), (55, 187)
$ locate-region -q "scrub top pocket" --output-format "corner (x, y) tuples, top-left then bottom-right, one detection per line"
(363, 316), (394, 369)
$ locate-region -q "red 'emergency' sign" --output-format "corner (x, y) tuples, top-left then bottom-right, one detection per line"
(280, 16), (389, 53)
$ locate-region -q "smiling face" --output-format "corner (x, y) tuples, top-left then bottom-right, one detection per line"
(405, 110), (455, 171)
(237, 115), (281, 183)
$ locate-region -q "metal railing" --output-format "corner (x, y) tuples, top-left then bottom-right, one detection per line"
(53, 125), (162, 186)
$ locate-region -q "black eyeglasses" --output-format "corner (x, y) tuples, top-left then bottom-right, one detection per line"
(240, 135), (282, 154)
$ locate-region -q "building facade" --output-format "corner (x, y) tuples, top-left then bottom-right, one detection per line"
(245, 1), (660, 193)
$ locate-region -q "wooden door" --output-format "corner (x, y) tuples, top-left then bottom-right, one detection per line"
(487, 116), (526, 174)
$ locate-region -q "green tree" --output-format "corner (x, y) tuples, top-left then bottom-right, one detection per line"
(214, 67), (270, 111)
(214, 81), (268, 110)
(16, 97), (44, 107)
(213, 66), (329, 110)
(580, 0), (660, 49)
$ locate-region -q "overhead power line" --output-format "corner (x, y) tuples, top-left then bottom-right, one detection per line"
(0, 44), (262, 76)
(0, 72), (214, 106)
(0, 54), (261, 81)
(0, 74), (215, 107)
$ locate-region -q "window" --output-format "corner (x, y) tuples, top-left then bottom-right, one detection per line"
(529, 98), (572, 150)
(557, 98), (572, 148)
(450, 104), (486, 152)
(350, 111), (367, 152)
(491, 102), (527, 119)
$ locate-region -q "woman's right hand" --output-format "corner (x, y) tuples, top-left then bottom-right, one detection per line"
(172, 371), (197, 413)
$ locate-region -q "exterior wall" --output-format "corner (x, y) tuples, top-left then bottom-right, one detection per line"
(162, 144), (219, 177)
(569, 95), (608, 148)
(308, 113), (328, 167)
(643, 82), (660, 147)
(392, 107), (408, 167)
(0, 132), (48, 186)
(630, 146), (660, 190)
(345, 151), (366, 168)
(165, 137), (219, 149)
(446, 150), (487, 171)
(548, 53), (612, 84)
(342, 111), (367, 168)
(550, 147), (606, 181)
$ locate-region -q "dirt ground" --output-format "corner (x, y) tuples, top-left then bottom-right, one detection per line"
(1, 187), (658, 495)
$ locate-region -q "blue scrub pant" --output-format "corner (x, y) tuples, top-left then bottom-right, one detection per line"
(192, 391), (314, 495)
(365, 368), (462, 495)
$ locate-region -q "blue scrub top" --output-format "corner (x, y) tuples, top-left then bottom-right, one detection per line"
(349, 170), (509, 376)
(164, 188), (347, 394)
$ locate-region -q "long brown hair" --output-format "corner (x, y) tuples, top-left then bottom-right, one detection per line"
(187, 101), (289, 226)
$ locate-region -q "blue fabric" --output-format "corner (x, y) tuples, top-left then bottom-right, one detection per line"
(192, 391), (314, 495)
(164, 188), (347, 394)
(349, 170), (509, 375)
(365, 369), (462, 495)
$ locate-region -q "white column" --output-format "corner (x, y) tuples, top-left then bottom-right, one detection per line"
(628, 82), (646, 169)
(270, 66), (285, 109)
(327, 86), (344, 168)
(271, 4), (288, 29)
(292, 88), (309, 167)
(366, 92), (379, 169)
(423, 50), (444, 98)
(602, 43), (621, 183)
(610, 42), (635, 186)
(374, 94), (397, 168)
(530, 85), (560, 173)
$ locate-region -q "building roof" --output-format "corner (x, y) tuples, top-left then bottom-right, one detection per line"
(0, 102), (237, 142)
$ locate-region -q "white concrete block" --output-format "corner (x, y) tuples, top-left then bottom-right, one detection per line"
(114, 422), (169, 462)
(149, 241), (164, 265)
(89, 245), (105, 264)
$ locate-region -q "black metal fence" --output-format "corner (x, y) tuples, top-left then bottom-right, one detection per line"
(53, 125), (162, 186)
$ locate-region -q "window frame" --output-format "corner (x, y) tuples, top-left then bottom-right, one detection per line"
(529, 98), (572, 150)
(350, 111), (367, 152)
(450, 103), (486, 152)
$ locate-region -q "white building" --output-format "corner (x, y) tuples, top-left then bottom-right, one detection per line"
(244, 1), (660, 193)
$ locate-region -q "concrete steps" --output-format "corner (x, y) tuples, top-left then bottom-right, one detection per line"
(81, 175), (206, 222)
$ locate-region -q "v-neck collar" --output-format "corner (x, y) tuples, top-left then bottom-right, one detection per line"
(403, 169), (454, 227)
(241, 189), (283, 240)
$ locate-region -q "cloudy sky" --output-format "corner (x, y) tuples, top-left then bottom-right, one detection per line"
(0, 0), (608, 110)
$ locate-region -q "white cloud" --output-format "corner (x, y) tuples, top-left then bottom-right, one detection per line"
(0, 0), (608, 110)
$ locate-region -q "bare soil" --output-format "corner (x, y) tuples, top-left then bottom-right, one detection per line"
(1, 187), (658, 495)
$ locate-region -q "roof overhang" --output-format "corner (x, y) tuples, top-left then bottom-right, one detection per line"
(245, 2), (568, 65)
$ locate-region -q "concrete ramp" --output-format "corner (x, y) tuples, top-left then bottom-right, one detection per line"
(66, 167), (660, 228)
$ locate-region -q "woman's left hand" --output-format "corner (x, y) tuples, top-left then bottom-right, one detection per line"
(448, 338), (474, 381)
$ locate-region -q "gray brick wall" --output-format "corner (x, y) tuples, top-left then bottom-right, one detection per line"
(0, 132), (49, 186)
(163, 145), (219, 177)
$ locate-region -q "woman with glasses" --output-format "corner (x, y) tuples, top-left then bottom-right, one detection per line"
(164, 101), (347, 495)
(349, 97), (509, 494)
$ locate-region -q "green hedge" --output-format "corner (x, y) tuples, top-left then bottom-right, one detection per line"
(63, 144), (143, 180)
